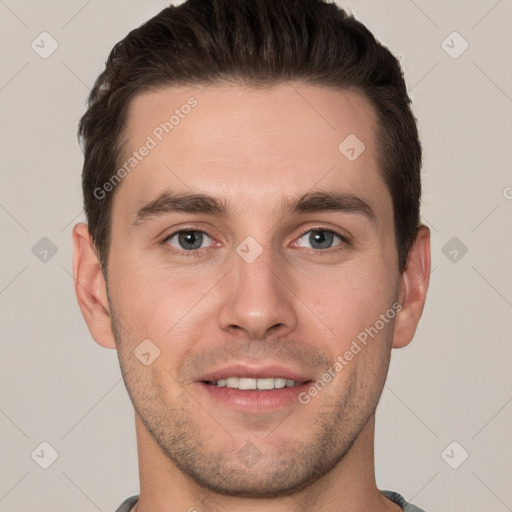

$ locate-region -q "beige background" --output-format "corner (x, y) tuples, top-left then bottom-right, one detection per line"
(1, 0), (511, 510)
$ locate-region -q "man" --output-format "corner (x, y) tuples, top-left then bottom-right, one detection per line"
(72, 0), (430, 510)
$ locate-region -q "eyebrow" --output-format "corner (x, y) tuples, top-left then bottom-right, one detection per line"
(131, 189), (376, 228)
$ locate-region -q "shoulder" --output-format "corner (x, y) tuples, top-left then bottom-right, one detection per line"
(381, 490), (427, 512)
(114, 495), (139, 512)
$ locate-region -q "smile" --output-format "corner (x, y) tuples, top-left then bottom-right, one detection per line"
(208, 377), (304, 390)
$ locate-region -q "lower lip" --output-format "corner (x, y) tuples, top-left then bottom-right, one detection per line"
(198, 381), (312, 413)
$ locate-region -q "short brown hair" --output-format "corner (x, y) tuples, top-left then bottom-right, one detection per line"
(78, 0), (422, 274)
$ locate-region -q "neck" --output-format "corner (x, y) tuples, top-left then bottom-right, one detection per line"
(133, 412), (400, 512)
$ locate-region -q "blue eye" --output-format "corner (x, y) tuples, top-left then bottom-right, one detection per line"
(162, 227), (347, 256)
(296, 229), (344, 250)
(165, 230), (214, 251)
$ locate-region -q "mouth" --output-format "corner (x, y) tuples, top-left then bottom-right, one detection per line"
(197, 365), (313, 413)
(205, 377), (306, 390)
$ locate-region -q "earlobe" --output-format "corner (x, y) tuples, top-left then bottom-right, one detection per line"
(393, 225), (431, 349)
(72, 223), (116, 349)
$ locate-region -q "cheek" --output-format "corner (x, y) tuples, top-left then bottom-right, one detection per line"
(108, 256), (215, 354)
(295, 258), (398, 343)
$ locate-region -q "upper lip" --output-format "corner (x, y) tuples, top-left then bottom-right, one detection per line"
(198, 364), (312, 383)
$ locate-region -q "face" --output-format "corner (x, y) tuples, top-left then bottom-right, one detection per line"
(105, 83), (401, 497)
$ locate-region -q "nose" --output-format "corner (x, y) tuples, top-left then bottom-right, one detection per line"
(217, 243), (298, 340)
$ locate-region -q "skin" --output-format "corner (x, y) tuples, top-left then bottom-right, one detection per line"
(73, 82), (430, 512)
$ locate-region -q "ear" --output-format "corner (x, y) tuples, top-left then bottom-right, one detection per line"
(393, 225), (431, 349)
(72, 222), (116, 349)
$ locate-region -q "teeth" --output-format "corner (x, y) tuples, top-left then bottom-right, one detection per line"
(212, 377), (298, 390)
(257, 378), (275, 390)
(225, 377), (239, 388)
(238, 378), (257, 390)
(274, 378), (287, 389)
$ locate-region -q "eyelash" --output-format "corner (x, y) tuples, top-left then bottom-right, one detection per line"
(161, 226), (350, 257)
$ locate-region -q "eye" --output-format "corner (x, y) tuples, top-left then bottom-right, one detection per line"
(164, 230), (215, 251)
(295, 229), (345, 250)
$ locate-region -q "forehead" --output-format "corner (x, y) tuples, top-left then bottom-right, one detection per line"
(114, 82), (388, 222)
